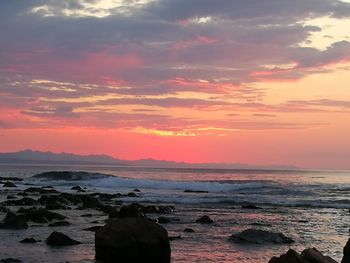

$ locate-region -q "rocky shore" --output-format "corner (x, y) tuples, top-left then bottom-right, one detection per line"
(0, 171), (349, 262)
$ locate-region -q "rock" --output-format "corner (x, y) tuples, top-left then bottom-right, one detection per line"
(0, 212), (28, 229)
(133, 189), (141, 192)
(301, 248), (337, 263)
(20, 237), (37, 243)
(269, 249), (304, 263)
(269, 248), (337, 263)
(77, 194), (102, 209)
(48, 221), (71, 227)
(6, 195), (17, 200)
(196, 215), (214, 224)
(71, 185), (83, 191)
(184, 190), (208, 193)
(0, 259), (22, 263)
(3, 182), (17, 188)
(158, 217), (171, 224)
(119, 204), (144, 218)
(229, 229), (294, 244)
(127, 192), (138, 197)
(2, 197), (38, 206)
(342, 238), (350, 263)
(18, 208), (66, 223)
(95, 217), (170, 263)
(183, 228), (195, 233)
(24, 187), (58, 194)
(0, 176), (22, 181)
(241, 204), (262, 209)
(83, 226), (103, 232)
(46, 231), (81, 246)
(0, 206), (9, 213)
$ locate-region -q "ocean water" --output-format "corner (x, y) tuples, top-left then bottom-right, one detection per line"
(0, 165), (349, 262)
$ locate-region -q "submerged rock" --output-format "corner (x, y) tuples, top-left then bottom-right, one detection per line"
(32, 171), (110, 181)
(0, 212), (28, 229)
(183, 228), (195, 233)
(241, 204), (262, 209)
(95, 217), (170, 263)
(46, 231), (81, 246)
(3, 182), (17, 188)
(229, 229), (294, 244)
(20, 237), (37, 243)
(184, 190), (208, 193)
(0, 258), (22, 263)
(196, 215), (214, 224)
(83, 226), (102, 232)
(158, 217), (171, 224)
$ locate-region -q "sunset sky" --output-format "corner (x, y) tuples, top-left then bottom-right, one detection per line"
(1, 0), (350, 169)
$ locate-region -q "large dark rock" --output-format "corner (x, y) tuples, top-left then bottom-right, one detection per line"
(342, 238), (350, 263)
(46, 231), (81, 246)
(229, 229), (294, 244)
(119, 204), (144, 218)
(0, 258), (22, 263)
(301, 248), (337, 263)
(269, 248), (337, 263)
(269, 249), (306, 263)
(0, 212), (28, 229)
(95, 217), (170, 263)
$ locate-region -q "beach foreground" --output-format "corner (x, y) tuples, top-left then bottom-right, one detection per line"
(0, 167), (349, 262)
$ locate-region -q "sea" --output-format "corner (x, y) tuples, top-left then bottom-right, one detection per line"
(0, 165), (349, 262)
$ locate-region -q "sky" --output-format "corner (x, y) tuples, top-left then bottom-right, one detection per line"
(1, 0), (350, 169)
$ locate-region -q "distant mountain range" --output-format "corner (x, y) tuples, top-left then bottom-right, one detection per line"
(0, 149), (298, 170)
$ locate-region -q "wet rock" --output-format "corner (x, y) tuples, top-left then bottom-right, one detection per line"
(158, 217), (171, 224)
(33, 171), (109, 181)
(269, 248), (337, 263)
(0, 212), (28, 229)
(133, 189), (141, 192)
(158, 206), (175, 214)
(83, 226), (102, 232)
(77, 194), (102, 209)
(98, 205), (119, 218)
(48, 221), (70, 227)
(17, 192), (28, 197)
(268, 249), (304, 263)
(241, 204), (262, 209)
(24, 187), (58, 194)
(2, 197), (38, 206)
(127, 192), (138, 197)
(3, 182), (17, 188)
(196, 215), (214, 224)
(6, 195), (17, 200)
(95, 217), (170, 263)
(184, 190), (208, 193)
(0, 176), (22, 182)
(18, 208), (66, 223)
(119, 204), (144, 218)
(301, 248), (337, 263)
(0, 258), (22, 263)
(20, 237), (37, 243)
(183, 228), (195, 233)
(342, 238), (350, 263)
(46, 231), (81, 246)
(229, 229), (294, 244)
(71, 185), (83, 191)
